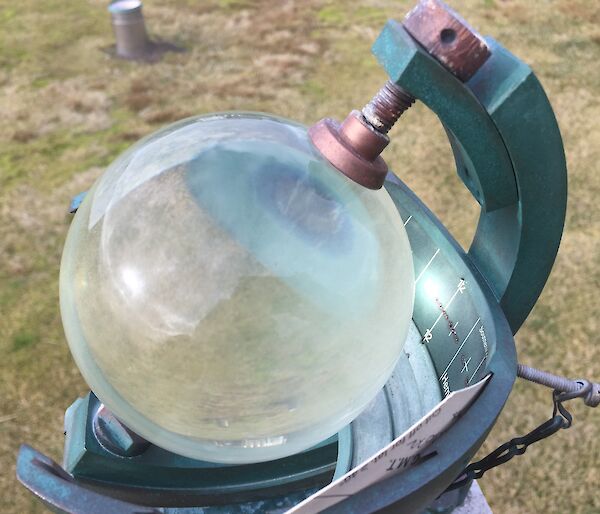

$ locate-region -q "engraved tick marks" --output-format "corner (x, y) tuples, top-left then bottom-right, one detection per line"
(439, 318), (481, 381)
(461, 356), (472, 374)
(467, 326), (489, 385)
(448, 321), (459, 338)
(415, 249), (440, 284)
(422, 279), (465, 344)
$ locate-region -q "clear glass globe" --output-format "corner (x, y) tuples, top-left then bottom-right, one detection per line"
(59, 112), (415, 463)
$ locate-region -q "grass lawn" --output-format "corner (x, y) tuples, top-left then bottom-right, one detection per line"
(1, 0), (599, 512)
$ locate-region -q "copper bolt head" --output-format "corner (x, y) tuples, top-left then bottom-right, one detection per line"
(309, 111), (390, 190)
(404, 0), (490, 82)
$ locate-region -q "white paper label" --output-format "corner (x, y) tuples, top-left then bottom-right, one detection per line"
(285, 374), (491, 514)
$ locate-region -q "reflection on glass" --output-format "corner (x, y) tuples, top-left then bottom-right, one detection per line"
(60, 112), (415, 463)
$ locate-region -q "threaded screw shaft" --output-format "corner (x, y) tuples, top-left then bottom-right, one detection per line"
(362, 81), (415, 134)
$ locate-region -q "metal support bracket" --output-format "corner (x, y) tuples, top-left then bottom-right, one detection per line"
(373, 22), (567, 333)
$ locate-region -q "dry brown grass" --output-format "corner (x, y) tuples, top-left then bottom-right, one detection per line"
(0, 0), (599, 513)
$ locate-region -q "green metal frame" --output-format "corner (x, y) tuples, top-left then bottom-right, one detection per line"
(373, 22), (567, 333)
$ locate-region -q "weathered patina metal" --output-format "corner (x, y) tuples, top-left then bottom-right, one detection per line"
(308, 112), (390, 190)
(309, 0), (491, 191)
(403, 0), (490, 82)
(362, 81), (415, 134)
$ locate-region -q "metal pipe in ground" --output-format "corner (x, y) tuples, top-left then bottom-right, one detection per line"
(109, 0), (150, 60)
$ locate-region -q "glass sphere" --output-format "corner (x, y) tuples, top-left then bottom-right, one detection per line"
(59, 112), (414, 463)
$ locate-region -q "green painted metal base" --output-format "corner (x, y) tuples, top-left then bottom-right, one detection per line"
(17, 170), (517, 513)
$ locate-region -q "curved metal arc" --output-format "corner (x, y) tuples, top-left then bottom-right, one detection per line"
(372, 23), (567, 333)
(16, 444), (159, 514)
(373, 21), (518, 213)
(467, 40), (567, 332)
